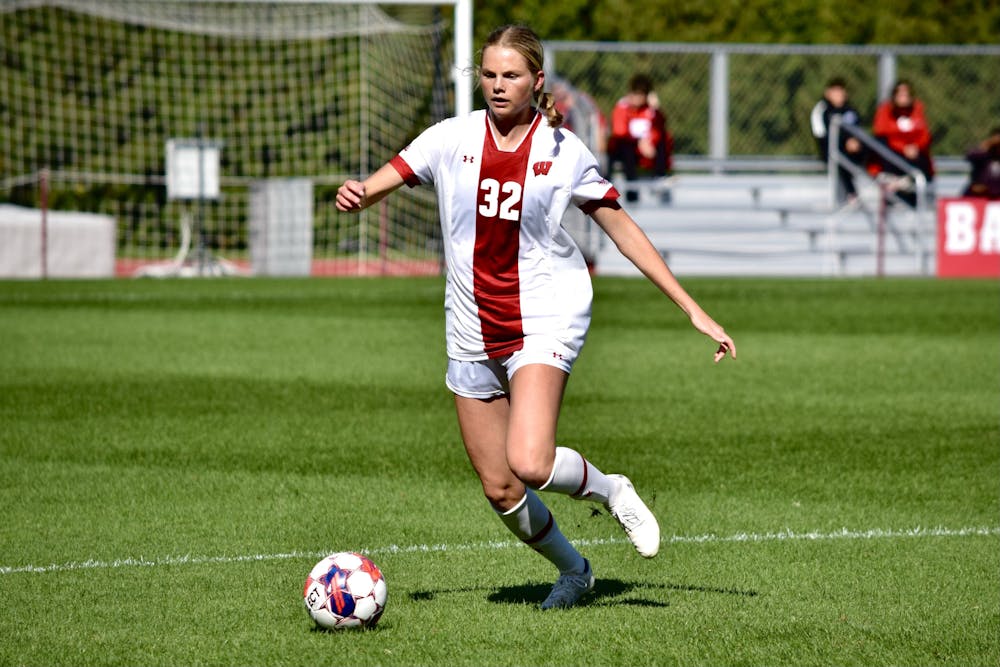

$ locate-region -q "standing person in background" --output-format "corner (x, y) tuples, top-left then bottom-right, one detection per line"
(869, 79), (935, 206)
(607, 73), (673, 203)
(810, 77), (866, 204)
(336, 24), (736, 610)
(551, 76), (609, 268)
(551, 76), (608, 158)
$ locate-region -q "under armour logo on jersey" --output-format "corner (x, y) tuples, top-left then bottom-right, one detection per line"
(532, 161), (553, 176)
(463, 155), (475, 163)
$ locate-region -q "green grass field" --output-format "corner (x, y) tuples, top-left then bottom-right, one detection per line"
(1, 276), (997, 667)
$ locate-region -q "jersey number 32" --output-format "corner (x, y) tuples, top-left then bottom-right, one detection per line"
(478, 178), (522, 222)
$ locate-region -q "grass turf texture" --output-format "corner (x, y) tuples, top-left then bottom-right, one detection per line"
(0, 276), (997, 667)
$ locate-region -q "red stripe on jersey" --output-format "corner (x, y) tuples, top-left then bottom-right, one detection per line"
(473, 114), (541, 358)
(390, 154), (421, 187)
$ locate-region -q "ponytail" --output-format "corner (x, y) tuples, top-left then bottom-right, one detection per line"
(538, 91), (564, 128)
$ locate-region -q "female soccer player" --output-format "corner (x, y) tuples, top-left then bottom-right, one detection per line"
(336, 24), (736, 610)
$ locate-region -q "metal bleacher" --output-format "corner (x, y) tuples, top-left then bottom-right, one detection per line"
(588, 163), (970, 278)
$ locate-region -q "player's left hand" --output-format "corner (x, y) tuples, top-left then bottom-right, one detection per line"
(689, 310), (736, 363)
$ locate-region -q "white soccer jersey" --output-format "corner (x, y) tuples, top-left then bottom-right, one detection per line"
(391, 110), (619, 361)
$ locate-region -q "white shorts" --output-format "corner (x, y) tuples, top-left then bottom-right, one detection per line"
(445, 335), (580, 399)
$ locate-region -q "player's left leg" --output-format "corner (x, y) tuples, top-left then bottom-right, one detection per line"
(503, 363), (568, 488)
(507, 363), (661, 558)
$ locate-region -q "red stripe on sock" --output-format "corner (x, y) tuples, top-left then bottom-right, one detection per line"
(523, 511), (554, 545)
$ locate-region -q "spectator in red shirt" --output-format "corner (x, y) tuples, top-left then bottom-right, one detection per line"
(869, 79), (934, 206)
(607, 73), (673, 203)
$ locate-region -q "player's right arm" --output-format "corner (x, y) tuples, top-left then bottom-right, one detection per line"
(336, 162), (406, 212)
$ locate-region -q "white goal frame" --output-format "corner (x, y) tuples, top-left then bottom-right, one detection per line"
(149, 0), (474, 118)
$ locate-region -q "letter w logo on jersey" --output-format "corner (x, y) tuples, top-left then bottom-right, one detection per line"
(532, 161), (553, 176)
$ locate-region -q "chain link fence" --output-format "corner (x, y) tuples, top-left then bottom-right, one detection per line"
(544, 42), (1000, 168)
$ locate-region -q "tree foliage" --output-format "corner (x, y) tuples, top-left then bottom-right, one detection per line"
(474, 0), (1000, 47)
(471, 1), (999, 157)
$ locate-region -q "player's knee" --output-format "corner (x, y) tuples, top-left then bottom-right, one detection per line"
(482, 481), (522, 512)
(506, 456), (551, 489)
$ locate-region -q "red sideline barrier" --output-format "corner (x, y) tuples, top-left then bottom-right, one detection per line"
(936, 198), (1000, 278)
(310, 258), (440, 276)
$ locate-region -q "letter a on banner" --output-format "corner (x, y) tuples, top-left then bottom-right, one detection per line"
(979, 203), (1000, 254)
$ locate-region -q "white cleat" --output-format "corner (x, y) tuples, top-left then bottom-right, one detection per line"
(606, 474), (660, 558)
(540, 559), (595, 610)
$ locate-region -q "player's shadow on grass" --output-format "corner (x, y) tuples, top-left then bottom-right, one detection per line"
(409, 579), (757, 608)
(488, 578), (667, 607)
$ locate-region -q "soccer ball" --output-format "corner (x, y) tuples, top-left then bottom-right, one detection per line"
(303, 552), (387, 630)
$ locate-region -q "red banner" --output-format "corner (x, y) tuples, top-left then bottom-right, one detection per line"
(936, 198), (1000, 277)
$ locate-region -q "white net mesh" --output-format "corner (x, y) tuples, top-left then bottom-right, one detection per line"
(1, 1), (453, 275)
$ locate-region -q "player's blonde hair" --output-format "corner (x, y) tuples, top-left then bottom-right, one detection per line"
(479, 24), (563, 128)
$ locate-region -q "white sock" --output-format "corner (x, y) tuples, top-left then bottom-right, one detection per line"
(539, 446), (614, 504)
(497, 489), (586, 575)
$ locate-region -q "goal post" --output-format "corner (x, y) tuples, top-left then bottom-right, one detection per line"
(0, 0), (473, 277)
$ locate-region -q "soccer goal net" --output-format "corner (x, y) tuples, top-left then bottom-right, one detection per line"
(1, 0), (462, 276)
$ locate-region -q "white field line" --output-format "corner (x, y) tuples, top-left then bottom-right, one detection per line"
(2, 525), (997, 576)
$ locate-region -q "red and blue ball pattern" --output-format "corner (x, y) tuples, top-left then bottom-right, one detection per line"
(303, 552), (387, 630)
